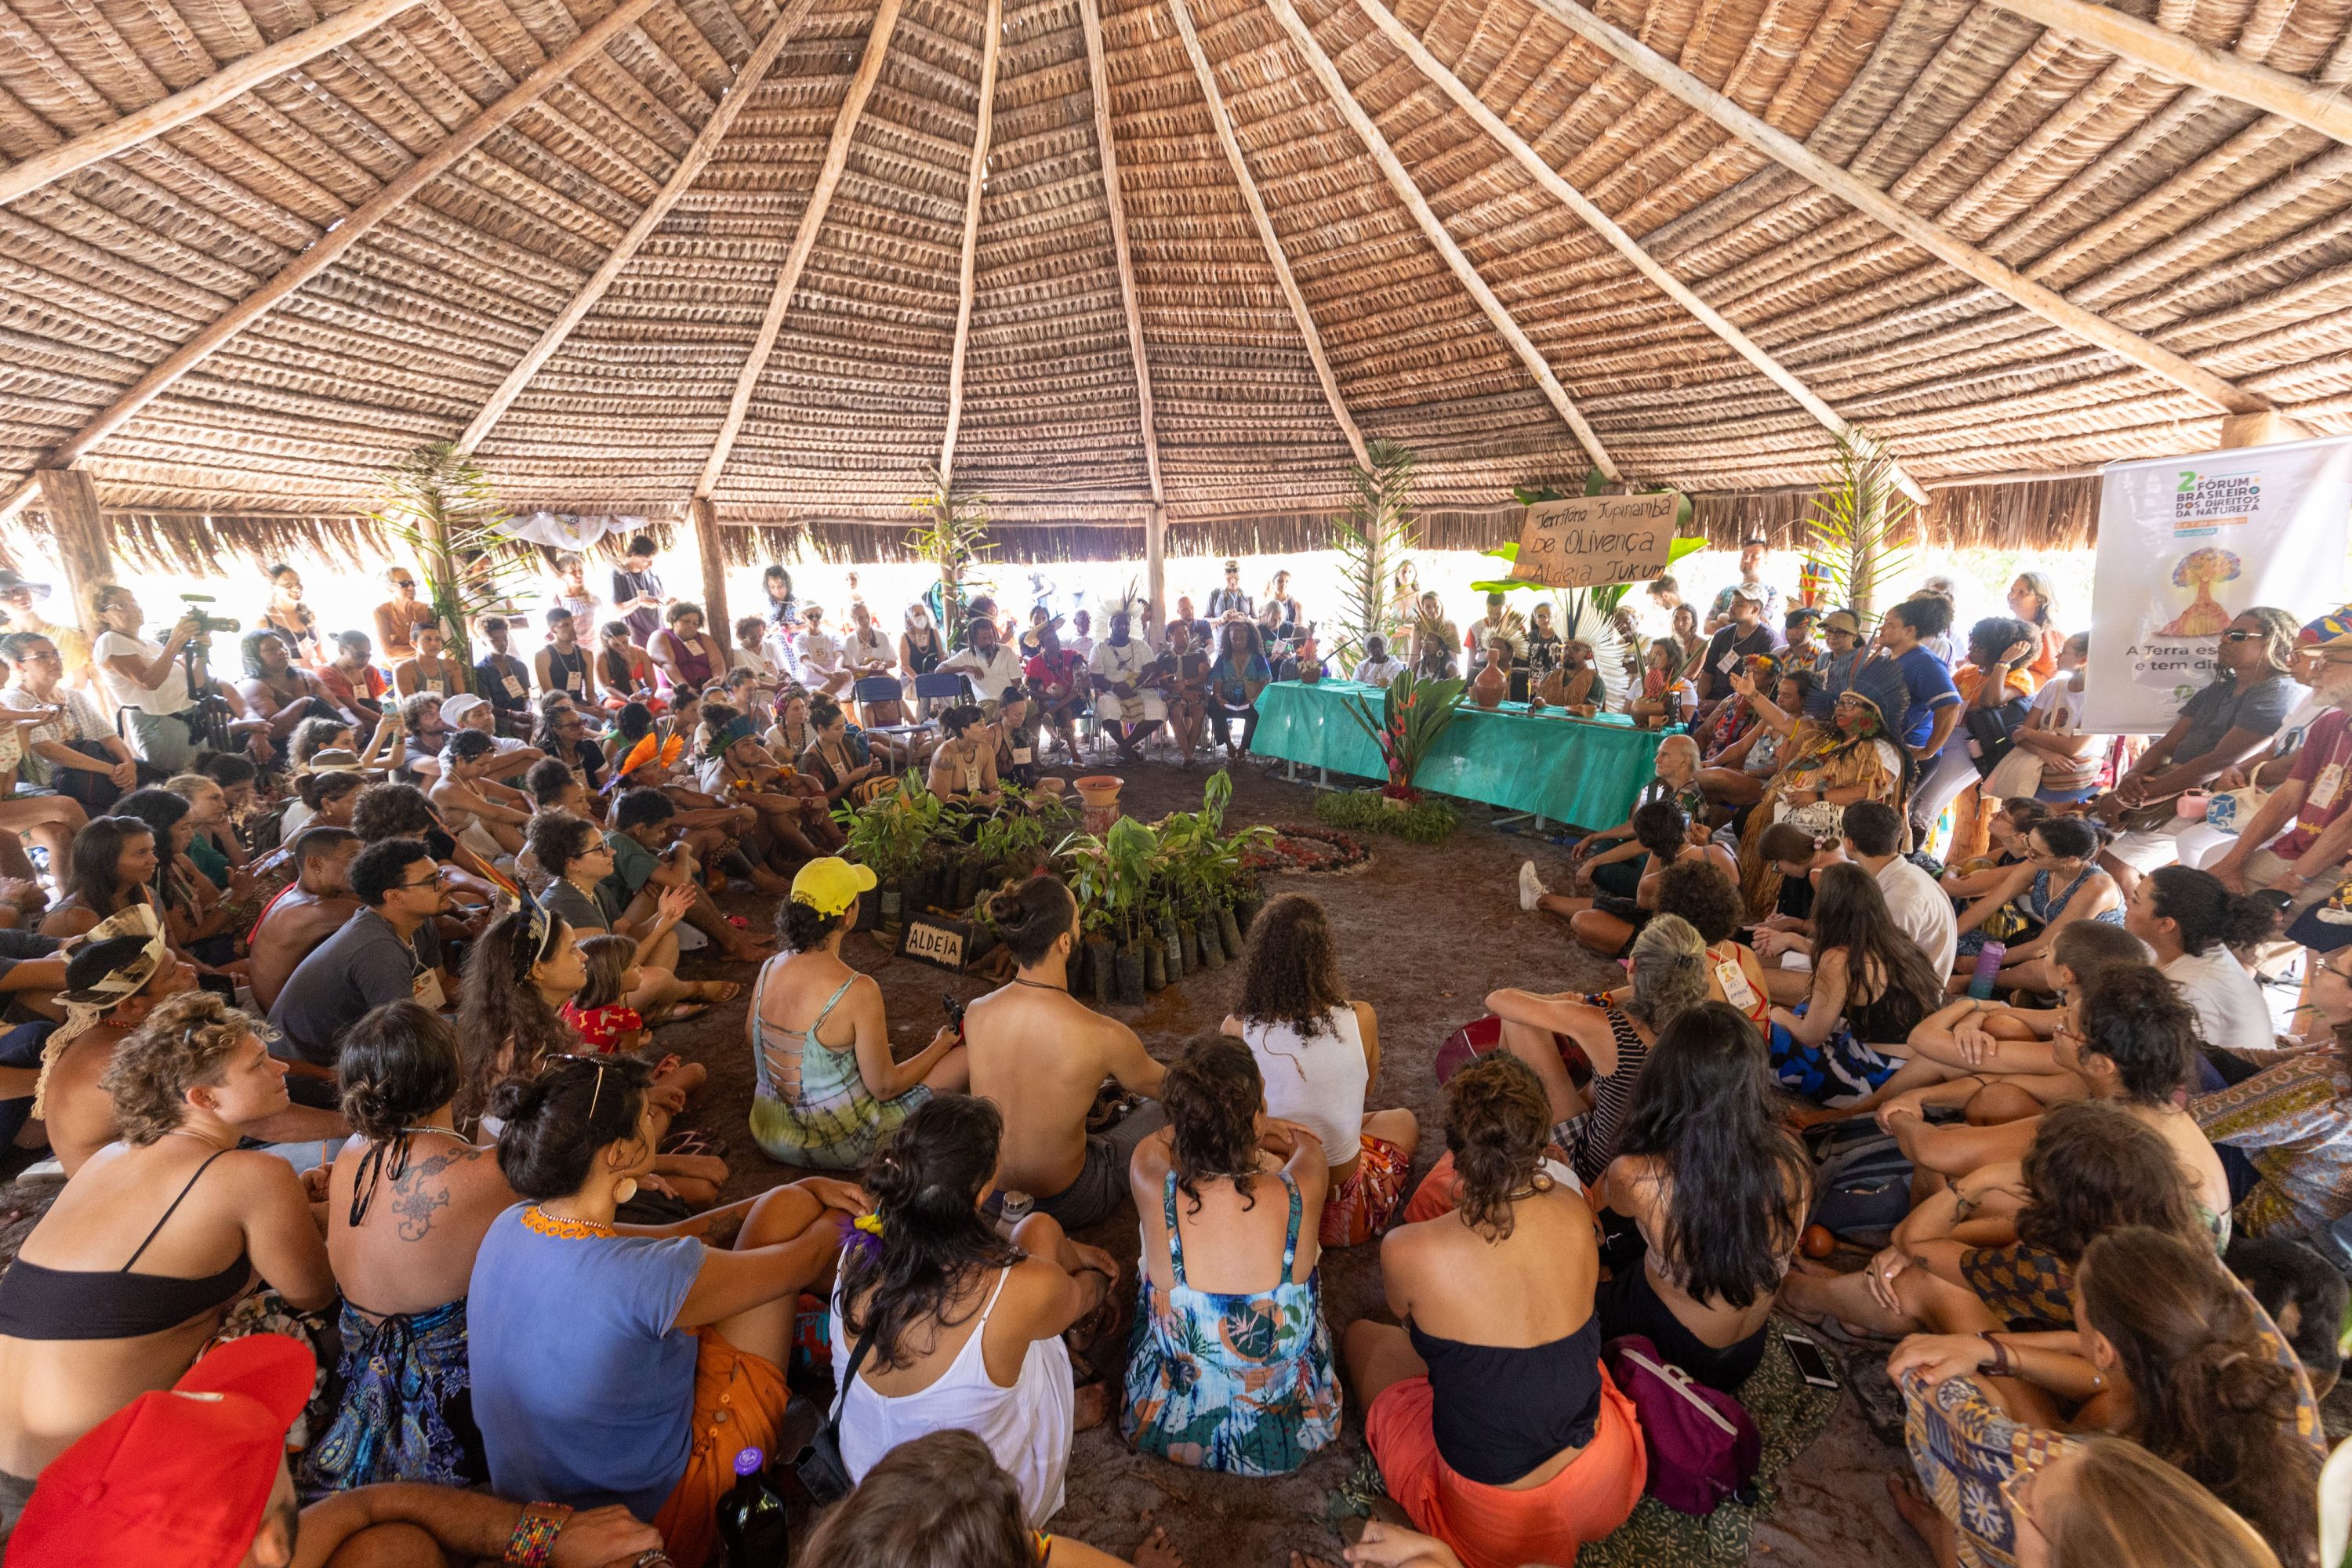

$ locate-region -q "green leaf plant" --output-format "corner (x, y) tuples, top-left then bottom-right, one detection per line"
(366, 441), (539, 668)
(1329, 439), (1419, 671)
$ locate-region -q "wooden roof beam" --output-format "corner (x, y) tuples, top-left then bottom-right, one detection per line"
(1522, 0), (2270, 416)
(457, 0), (819, 455)
(692, 0), (904, 502)
(1168, 0), (1370, 470)
(1352, 0), (1923, 500)
(0, 0), (678, 525)
(0, 0), (430, 209)
(1261, 0), (1621, 478)
(1984, 0), (2352, 148)
(1077, 0), (1165, 504)
(938, 0), (1004, 488)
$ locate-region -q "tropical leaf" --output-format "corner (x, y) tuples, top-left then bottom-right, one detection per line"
(906, 464), (995, 649)
(365, 441), (536, 668)
(1800, 428), (1915, 626)
(1328, 439), (1419, 668)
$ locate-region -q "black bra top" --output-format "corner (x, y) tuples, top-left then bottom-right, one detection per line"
(1408, 1313), (1602, 1486)
(0, 1149), (250, 1341)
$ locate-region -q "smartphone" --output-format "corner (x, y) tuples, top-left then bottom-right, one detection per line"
(1781, 1330), (1838, 1389)
(942, 993), (967, 1029)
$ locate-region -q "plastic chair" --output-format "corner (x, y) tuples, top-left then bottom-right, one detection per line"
(856, 675), (927, 773)
(910, 671), (968, 704)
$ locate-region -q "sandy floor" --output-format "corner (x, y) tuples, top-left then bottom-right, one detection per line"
(657, 755), (1929, 1568)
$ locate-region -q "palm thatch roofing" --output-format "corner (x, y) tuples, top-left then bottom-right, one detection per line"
(0, 0), (2345, 561)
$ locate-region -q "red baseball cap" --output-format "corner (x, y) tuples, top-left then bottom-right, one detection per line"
(10, 1334), (314, 1568)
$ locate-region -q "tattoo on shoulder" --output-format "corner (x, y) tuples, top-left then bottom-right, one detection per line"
(387, 1146), (484, 1242)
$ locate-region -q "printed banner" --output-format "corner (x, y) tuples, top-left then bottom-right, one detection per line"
(2084, 436), (2352, 733)
(1506, 492), (1681, 588)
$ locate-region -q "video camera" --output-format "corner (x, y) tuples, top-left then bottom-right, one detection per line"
(178, 593), (241, 638)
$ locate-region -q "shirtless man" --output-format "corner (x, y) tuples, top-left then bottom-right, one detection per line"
(391, 623), (469, 701)
(963, 875), (1166, 1231)
(246, 827), (361, 1012)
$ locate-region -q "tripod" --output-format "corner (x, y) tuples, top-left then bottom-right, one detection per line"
(179, 637), (234, 755)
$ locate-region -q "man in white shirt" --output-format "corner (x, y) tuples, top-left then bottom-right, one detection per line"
(1087, 610), (1166, 760)
(937, 617), (1025, 716)
(1352, 632), (1406, 686)
(1844, 800), (1958, 976)
(1065, 608), (1095, 663)
(795, 604), (851, 698)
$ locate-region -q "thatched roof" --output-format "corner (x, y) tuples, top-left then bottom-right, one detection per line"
(2, 0), (2347, 543)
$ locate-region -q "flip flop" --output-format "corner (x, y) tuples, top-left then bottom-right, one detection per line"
(656, 1001), (714, 1025)
(691, 980), (742, 1004)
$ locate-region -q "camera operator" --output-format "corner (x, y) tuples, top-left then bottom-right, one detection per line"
(91, 586), (271, 771)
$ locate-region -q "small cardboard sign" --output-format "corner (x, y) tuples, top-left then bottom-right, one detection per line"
(902, 916), (969, 971)
(1508, 492), (1682, 588)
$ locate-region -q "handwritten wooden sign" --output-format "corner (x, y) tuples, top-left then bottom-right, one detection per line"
(1507, 492), (1682, 588)
(901, 917), (969, 971)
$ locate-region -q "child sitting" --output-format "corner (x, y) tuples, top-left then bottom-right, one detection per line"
(561, 933), (709, 1103)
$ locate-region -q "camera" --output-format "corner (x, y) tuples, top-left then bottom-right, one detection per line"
(179, 593), (241, 637)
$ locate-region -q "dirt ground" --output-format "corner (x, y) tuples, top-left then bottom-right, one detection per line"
(659, 757), (1930, 1568)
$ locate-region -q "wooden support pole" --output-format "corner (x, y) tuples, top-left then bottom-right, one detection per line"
(1077, 0), (1165, 505)
(2219, 411), (2318, 447)
(694, 0), (904, 502)
(1517, 0), (2270, 417)
(1145, 503), (1167, 642)
(938, 0), (1004, 488)
(1984, 0), (2352, 149)
(458, 0), (818, 455)
(0, 0), (677, 525)
(1261, 0), (1621, 477)
(1351, 0), (1926, 502)
(34, 469), (112, 647)
(1167, 0), (1369, 470)
(0, 0), (430, 208)
(690, 496), (730, 635)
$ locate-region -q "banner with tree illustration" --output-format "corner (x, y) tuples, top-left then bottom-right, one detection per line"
(2084, 435), (2352, 732)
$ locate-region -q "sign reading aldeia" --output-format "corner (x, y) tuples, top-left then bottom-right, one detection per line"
(1507, 492), (1682, 588)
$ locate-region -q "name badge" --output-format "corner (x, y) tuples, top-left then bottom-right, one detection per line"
(1714, 956), (1760, 1014)
(1011, 746), (1033, 764)
(564, 670), (584, 692)
(503, 675), (524, 699)
(2312, 761), (2346, 813)
(1717, 651), (1741, 674)
(413, 970), (445, 1010)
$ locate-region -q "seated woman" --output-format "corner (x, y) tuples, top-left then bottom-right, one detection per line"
(524, 809), (713, 1018)
(748, 856), (967, 1168)
(281, 765), (364, 847)
(801, 695), (891, 810)
(427, 730), (532, 870)
(1693, 667), (1814, 811)
(1534, 637), (1603, 715)
(2196, 945), (2352, 1247)
(1653, 859), (1774, 1029)
(0, 990), (333, 1520)
(831, 1094), (1118, 1526)
(1627, 637), (1696, 727)
(927, 703), (1004, 810)
(1733, 678), (1911, 918)
(317, 630), (390, 727)
(1766, 862), (1944, 1105)
(1884, 964), (2233, 1227)
(805, 1429), (1180, 1567)
(39, 814), (158, 940)
(1951, 814), (2122, 995)
(1209, 622), (1272, 761)
(1889, 1225), (2321, 1568)
(1938, 797), (2049, 900)
(1223, 893), (1419, 1248)
(1485, 913), (1711, 1187)
(595, 620), (659, 711)
(1124, 1036), (1342, 1474)
(111, 789), (235, 973)
(1782, 1099), (2206, 1339)
(2125, 866), (2279, 1060)
(1593, 1003), (1808, 1391)
(466, 1055), (858, 1568)
(1518, 734), (1703, 912)
(1344, 1054), (1643, 1568)
(564, 936), (711, 1111)
(1532, 801), (1733, 960)
(647, 601), (726, 700)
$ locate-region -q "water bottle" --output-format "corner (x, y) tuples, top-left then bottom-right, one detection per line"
(1967, 942), (2006, 1001)
(997, 1190), (1033, 1238)
(715, 1446), (790, 1565)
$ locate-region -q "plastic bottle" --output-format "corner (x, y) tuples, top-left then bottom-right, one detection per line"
(1967, 942), (2007, 1001)
(999, 1190), (1033, 1228)
(715, 1446), (791, 1566)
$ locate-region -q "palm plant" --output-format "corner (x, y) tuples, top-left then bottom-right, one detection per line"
(1340, 670), (1465, 802)
(1329, 439), (1419, 668)
(366, 441), (537, 666)
(906, 463), (995, 650)
(1801, 429), (1915, 626)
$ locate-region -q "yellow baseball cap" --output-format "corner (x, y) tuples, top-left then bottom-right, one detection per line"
(791, 857), (877, 916)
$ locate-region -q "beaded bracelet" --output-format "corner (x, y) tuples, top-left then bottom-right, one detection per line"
(506, 1502), (574, 1567)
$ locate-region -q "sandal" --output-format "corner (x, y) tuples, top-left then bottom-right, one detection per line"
(690, 980), (742, 1004)
(655, 1001), (714, 1025)
(662, 1129), (731, 1162)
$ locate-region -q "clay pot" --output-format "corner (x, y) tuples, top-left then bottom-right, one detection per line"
(1470, 660), (1508, 710)
(1073, 775), (1124, 809)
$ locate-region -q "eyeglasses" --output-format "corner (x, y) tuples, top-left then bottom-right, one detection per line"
(2221, 628), (2264, 641)
(397, 868), (448, 891)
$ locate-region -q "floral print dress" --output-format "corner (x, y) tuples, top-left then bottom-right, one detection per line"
(1123, 1171), (1343, 1475)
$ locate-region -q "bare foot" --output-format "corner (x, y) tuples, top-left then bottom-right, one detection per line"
(1073, 1380), (1109, 1432)
(1132, 1512), (1181, 1568)
(1886, 1472), (1957, 1565)
(689, 979), (742, 1004)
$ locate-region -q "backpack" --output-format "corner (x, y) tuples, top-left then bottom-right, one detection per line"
(1602, 1336), (1760, 1514)
(1806, 1129), (1914, 1240)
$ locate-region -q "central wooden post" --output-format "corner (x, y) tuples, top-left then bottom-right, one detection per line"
(689, 497), (731, 637)
(34, 467), (112, 644)
(1145, 503), (1166, 643)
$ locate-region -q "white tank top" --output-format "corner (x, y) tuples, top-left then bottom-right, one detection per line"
(830, 1268), (1074, 1526)
(1243, 1009), (1367, 1165)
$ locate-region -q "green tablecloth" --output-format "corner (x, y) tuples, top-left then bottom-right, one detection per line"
(1254, 679), (1665, 831)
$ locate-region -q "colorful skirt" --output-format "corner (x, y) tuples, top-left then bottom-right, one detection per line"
(1768, 1014), (1901, 1105)
(299, 1297), (483, 1496)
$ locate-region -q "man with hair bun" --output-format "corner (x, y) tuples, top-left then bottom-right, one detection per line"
(964, 874), (1167, 1230)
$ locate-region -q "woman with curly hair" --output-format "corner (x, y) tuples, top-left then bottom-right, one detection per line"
(1888, 1225), (2321, 1568)
(1595, 1003), (1809, 1391)
(830, 1094), (1118, 1526)
(1223, 894), (1418, 1247)
(1123, 1036), (1342, 1473)
(0, 990), (332, 1509)
(1732, 673), (1911, 919)
(454, 903), (588, 1134)
(1345, 1053), (1642, 1568)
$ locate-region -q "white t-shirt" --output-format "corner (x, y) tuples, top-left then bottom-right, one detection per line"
(941, 644), (1025, 703)
(796, 630), (843, 681)
(1353, 656), (1406, 684)
(1876, 856), (1958, 978)
(1242, 1010), (1368, 1163)
(92, 630), (194, 715)
(2164, 946), (2274, 1054)
(1087, 638), (1152, 687)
